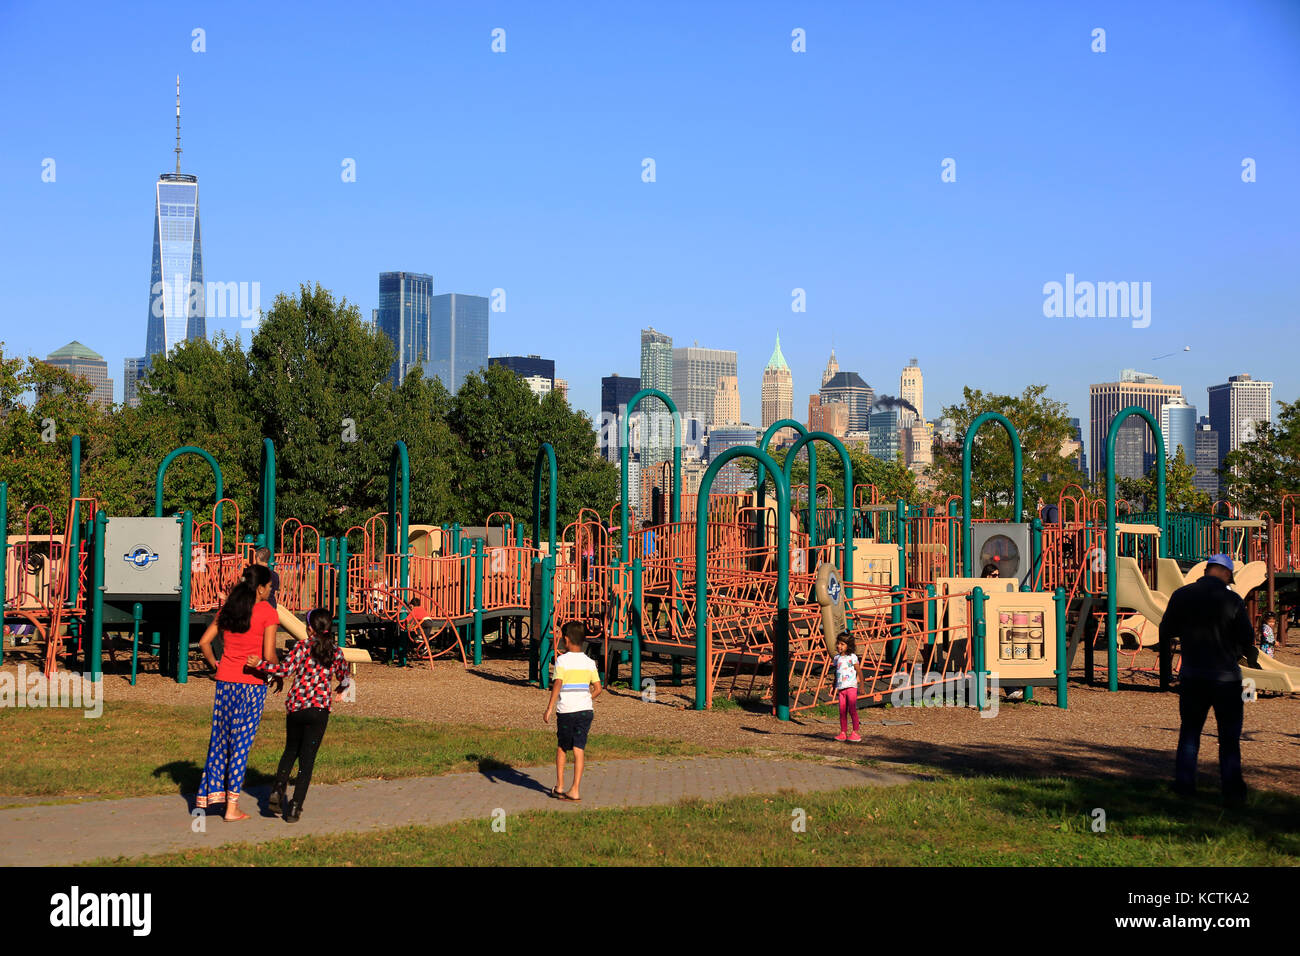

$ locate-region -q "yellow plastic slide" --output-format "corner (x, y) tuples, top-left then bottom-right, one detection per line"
(276, 604), (370, 664)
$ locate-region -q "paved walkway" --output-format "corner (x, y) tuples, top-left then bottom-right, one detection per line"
(0, 756), (904, 865)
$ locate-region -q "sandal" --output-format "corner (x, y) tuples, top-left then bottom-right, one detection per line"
(548, 787), (563, 799)
(561, 792), (582, 802)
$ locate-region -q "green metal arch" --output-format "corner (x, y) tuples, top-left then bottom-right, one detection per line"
(620, 387), (681, 557)
(781, 430), (854, 581)
(533, 443), (558, 556)
(961, 412), (1024, 575)
(259, 438), (276, 556)
(1104, 405), (1168, 692)
(389, 441), (410, 591)
(695, 445), (793, 718)
(155, 446), (224, 524)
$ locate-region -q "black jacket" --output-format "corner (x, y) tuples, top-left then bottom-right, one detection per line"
(1159, 574), (1258, 682)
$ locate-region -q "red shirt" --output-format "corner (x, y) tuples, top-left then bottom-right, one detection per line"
(215, 601), (280, 683)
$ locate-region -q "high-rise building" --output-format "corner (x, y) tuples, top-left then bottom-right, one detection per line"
(425, 293), (489, 394)
(820, 371), (874, 433)
(904, 420), (933, 472)
(820, 348), (840, 388)
(761, 335), (795, 444)
(714, 374), (740, 427)
(1207, 374), (1273, 472)
(672, 345), (737, 428)
(376, 271), (434, 385)
(1194, 417), (1220, 497)
(601, 373), (641, 463)
(808, 394), (849, 439)
(869, 406), (903, 462)
(124, 358), (152, 408)
(1088, 369), (1183, 480)
(900, 358), (924, 422)
(553, 378), (569, 403)
(1067, 418), (1088, 475)
(45, 341), (113, 409)
(520, 375), (552, 399)
(640, 328), (674, 468)
(490, 355), (555, 390)
(1112, 417), (1148, 480)
(146, 77), (205, 359)
(706, 425), (759, 495)
(1160, 397), (1198, 465)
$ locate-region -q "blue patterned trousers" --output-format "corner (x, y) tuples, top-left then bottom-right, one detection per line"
(195, 681), (267, 808)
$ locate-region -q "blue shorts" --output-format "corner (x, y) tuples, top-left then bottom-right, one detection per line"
(556, 710), (593, 751)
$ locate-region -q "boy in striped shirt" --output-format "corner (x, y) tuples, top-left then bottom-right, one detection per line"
(543, 622), (602, 801)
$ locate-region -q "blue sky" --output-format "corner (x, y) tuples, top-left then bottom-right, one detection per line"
(2, 0), (1297, 433)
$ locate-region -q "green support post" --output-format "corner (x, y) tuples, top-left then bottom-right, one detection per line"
(260, 438), (277, 560)
(177, 510), (193, 684)
(925, 584), (937, 646)
(537, 555), (556, 681)
(631, 557), (643, 695)
(66, 435), (82, 610)
(388, 441), (410, 597)
(972, 586), (987, 711)
(130, 602), (143, 686)
(1031, 518), (1043, 591)
(947, 498), (958, 577)
(89, 510), (106, 681)
(896, 499), (907, 591)
(1054, 587), (1068, 709)
(472, 539), (484, 666)
(336, 537), (349, 648)
(888, 584), (902, 664)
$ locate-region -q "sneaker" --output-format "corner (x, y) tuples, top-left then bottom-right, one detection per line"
(848, 732), (862, 742)
(834, 732), (847, 741)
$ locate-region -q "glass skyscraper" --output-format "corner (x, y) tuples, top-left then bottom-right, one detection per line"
(376, 271), (434, 384)
(425, 293), (489, 393)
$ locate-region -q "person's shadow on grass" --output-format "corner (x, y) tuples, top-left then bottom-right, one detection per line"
(154, 760), (276, 812)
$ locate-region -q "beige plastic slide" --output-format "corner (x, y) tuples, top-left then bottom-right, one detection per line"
(1183, 559), (1266, 599)
(1114, 557), (1168, 624)
(276, 604), (370, 664)
(1241, 655), (1299, 694)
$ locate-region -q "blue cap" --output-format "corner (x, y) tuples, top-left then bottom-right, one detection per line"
(1207, 554), (1235, 580)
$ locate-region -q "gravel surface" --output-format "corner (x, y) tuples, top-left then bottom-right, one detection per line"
(5, 638), (1299, 795)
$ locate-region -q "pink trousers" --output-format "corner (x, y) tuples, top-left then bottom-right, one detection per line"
(838, 687), (860, 733)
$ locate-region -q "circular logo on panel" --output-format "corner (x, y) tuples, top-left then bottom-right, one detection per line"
(123, 545), (160, 570)
(827, 570), (841, 604)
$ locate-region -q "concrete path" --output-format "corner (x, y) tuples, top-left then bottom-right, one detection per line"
(0, 756), (904, 865)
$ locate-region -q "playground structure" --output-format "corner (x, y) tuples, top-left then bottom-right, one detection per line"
(5, 405), (1300, 718)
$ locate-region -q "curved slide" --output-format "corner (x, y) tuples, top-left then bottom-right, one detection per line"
(1242, 653), (1300, 694)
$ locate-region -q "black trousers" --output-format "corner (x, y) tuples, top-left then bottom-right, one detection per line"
(276, 707), (330, 805)
(1175, 679), (1245, 799)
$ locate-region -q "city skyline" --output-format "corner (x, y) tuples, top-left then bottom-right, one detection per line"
(3, 1), (1298, 436)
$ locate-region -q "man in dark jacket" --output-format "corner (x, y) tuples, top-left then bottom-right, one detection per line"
(1159, 554), (1257, 806)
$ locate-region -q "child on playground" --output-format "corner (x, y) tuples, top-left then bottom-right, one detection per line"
(543, 621), (602, 801)
(832, 632), (861, 742)
(1261, 612), (1277, 658)
(247, 608), (351, 822)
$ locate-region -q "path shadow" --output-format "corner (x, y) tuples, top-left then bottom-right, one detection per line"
(467, 755), (551, 795)
(154, 760), (276, 812)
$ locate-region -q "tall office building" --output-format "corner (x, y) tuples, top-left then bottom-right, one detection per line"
(640, 328), (674, 468)
(376, 272), (434, 385)
(425, 293), (489, 394)
(1067, 418), (1088, 475)
(45, 341), (113, 409)
(1088, 369), (1183, 480)
(761, 335), (795, 444)
(672, 345), (737, 427)
(714, 374), (740, 427)
(1112, 418), (1148, 480)
(900, 358), (924, 422)
(706, 425), (759, 495)
(820, 371), (874, 433)
(1207, 374), (1273, 471)
(490, 355), (555, 390)
(1194, 417), (1221, 497)
(808, 395), (849, 439)
(601, 374), (641, 463)
(146, 77), (205, 359)
(869, 406), (904, 462)
(123, 357), (150, 408)
(1160, 397), (1197, 465)
(553, 378), (569, 403)
(821, 348), (840, 387)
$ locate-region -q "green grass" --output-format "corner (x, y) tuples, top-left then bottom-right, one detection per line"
(101, 774), (1300, 866)
(0, 701), (705, 800)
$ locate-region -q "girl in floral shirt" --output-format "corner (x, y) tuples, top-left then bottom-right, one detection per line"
(247, 608), (350, 822)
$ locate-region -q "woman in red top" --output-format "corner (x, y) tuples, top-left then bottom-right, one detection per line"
(195, 564), (279, 821)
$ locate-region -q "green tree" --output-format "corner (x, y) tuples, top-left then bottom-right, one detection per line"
(757, 442), (918, 507)
(1117, 445), (1210, 513)
(928, 385), (1083, 520)
(1221, 398), (1300, 516)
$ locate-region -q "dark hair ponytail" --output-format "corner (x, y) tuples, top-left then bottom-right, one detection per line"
(306, 608), (337, 668)
(217, 564), (272, 634)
